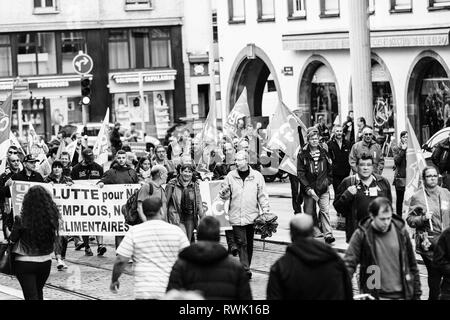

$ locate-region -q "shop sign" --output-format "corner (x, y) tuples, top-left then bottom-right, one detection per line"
(37, 80), (70, 88)
(282, 66), (294, 76)
(114, 74), (176, 84)
(12, 79), (30, 100)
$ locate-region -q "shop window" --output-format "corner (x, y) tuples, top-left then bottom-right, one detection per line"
(130, 29), (150, 69)
(428, 0), (450, 10)
(419, 62), (450, 142)
(17, 32), (56, 76)
(33, 0), (58, 14)
(320, 0), (340, 17)
(0, 35), (12, 77)
(228, 0), (246, 23)
(125, 0), (152, 11)
(257, 0), (275, 21)
(311, 66), (338, 127)
(150, 28), (171, 68)
(61, 32), (86, 74)
(288, 0), (306, 19)
(109, 30), (130, 70)
(390, 0), (412, 12)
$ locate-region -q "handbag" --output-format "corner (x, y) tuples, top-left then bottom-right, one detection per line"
(0, 241), (15, 275)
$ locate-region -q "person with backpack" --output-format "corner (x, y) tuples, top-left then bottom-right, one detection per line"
(137, 165), (169, 223)
(98, 150), (139, 250)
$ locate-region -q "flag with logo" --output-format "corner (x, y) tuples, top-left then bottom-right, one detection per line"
(223, 88), (251, 138)
(266, 100), (306, 175)
(0, 93), (13, 160)
(93, 108), (110, 166)
(404, 119), (427, 206)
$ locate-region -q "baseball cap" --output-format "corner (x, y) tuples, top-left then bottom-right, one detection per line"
(23, 154), (39, 163)
(82, 148), (94, 158)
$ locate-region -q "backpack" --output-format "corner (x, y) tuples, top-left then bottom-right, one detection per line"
(121, 183), (154, 225)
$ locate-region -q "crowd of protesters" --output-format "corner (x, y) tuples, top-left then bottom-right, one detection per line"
(1, 114), (450, 301)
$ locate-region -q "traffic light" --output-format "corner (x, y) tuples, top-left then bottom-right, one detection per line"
(81, 77), (91, 105)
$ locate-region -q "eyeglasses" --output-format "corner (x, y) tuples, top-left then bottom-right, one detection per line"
(425, 175), (438, 178)
(10, 160), (20, 163)
(8, 151), (18, 154)
(364, 133), (373, 136)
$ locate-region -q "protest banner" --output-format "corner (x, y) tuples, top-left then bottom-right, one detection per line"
(10, 181), (140, 236)
(129, 142), (147, 158)
(198, 180), (232, 231)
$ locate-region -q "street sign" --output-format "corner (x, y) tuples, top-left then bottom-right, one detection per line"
(72, 53), (93, 75)
(12, 78), (30, 100)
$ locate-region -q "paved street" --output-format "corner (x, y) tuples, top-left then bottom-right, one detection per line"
(0, 159), (431, 300)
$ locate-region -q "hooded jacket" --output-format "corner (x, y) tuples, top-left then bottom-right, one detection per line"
(166, 241), (252, 300)
(165, 177), (203, 227)
(344, 215), (421, 300)
(267, 238), (353, 300)
(392, 144), (407, 186)
(100, 163), (139, 185)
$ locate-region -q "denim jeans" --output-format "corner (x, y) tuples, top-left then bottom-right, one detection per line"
(303, 192), (333, 238)
(232, 224), (254, 272)
(288, 174), (302, 213)
(54, 236), (68, 259)
(180, 218), (196, 243)
(421, 253), (442, 300)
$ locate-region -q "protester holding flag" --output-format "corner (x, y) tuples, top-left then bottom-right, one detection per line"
(407, 166), (450, 300)
(297, 127), (335, 244)
(0, 153), (21, 239)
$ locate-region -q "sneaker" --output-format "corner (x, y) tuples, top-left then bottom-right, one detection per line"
(325, 236), (336, 244)
(57, 260), (68, 271)
(75, 242), (85, 251)
(97, 245), (107, 256)
(85, 247), (93, 256)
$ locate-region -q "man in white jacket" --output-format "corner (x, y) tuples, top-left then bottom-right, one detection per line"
(219, 150), (271, 279)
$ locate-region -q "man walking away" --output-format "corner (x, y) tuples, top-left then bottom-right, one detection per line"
(167, 216), (252, 300)
(137, 165), (168, 222)
(344, 197), (421, 300)
(267, 214), (352, 300)
(110, 197), (189, 300)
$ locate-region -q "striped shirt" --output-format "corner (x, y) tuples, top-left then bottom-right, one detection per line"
(116, 220), (189, 300)
(310, 149), (320, 172)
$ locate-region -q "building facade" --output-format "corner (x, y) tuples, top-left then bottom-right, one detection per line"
(0, 0), (217, 140)
(217, 0), (450, 144)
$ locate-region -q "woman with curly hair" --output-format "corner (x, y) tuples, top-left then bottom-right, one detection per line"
(136, 156), (152, 183)
(166, 162), (204, 242)
(9, 185), (61, 300)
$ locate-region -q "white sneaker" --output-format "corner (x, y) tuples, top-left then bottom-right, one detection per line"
(57, 260), (68, 271)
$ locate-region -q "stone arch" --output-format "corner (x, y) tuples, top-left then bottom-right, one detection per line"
(226, 44), (281, 116)
(405, 50), (450, 143)
(297, 54), (340, 127)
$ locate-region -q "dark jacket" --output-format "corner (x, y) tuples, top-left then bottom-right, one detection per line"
(71, 161), (104, 180)
(431, 138), (450, 173)
(10, 215), (55, 256)
(100, 163), (139, 185)
(344, 215), (422, 300)
(166, 241), (252, 300)
(110, 128), (122, 150)
(333, 174), (392, 242)
(392, 144), (407, 187)
(267, 238), (353, 300)
(11, 169), (44, 183)
(165, 177), (203, 227)
(297, 144), (332, 196)
(0, 169), (20, 208)
(434, 227), (450, 294)
(327, 137), (352, 177)
(44, 174), (73, 184)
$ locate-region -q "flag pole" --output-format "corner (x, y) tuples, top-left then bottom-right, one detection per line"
(422, 186), (433, 232)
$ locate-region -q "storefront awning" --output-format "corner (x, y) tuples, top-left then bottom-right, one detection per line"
(282, 27), (450, 51)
